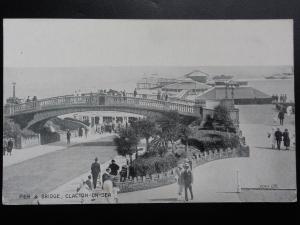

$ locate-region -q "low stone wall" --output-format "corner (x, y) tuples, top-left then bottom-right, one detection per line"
(15, 134), (40, 149)
(116, 145), (250, 193)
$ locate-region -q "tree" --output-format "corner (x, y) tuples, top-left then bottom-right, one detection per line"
(213, 105), (234, 131)
(3, 118), (22, 139)
(131, 118), (157, 152)
(157, 111), (182, 153)
(113, 127), (140, 164)
(150, 129), (169, 157)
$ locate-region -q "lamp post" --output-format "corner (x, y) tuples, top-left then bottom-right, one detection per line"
(12, 82), (16, 102)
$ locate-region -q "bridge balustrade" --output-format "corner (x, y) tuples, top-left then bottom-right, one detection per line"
(4, 93), (197, 116)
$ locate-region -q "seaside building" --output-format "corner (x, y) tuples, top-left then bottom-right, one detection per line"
(136, 76), (178, 90)
(196, 86), (272, 106)
(183, 70), (209, 83)
(59, 111), (144, 132)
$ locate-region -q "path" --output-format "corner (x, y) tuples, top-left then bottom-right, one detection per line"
(2, 135), (117, 205)
(119, 104), (296, 203)
(3, 133), (112, 167)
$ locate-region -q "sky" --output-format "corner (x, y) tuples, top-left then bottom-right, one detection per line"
(3, 19), (294, 100)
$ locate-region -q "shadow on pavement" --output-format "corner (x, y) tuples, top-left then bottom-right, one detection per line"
(71, 141), (115, 147)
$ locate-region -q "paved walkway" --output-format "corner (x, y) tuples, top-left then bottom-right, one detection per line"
(2, 134), (118, 205)
(118, 105), (296, 203)
(3, 133), (113, 167)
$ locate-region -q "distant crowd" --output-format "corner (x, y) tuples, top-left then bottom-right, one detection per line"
(271, 94), (288, 103)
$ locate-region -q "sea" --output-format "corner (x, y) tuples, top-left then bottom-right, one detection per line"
(245, 79), (294, 102)
(3, 66), (295, 102)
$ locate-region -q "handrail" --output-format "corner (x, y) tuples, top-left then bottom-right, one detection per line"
(4, 93), (198, 116)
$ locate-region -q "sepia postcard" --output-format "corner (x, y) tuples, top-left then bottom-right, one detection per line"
(2, 19), (296, 204)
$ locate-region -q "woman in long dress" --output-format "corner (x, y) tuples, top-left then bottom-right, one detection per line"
(102, 168), (114, 203)
(283, 129), (290, 150)
(268, 127), (276, 149)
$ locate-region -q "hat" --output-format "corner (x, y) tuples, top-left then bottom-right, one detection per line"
(183, 163), (189, 168)
(111, 159), (116, 163)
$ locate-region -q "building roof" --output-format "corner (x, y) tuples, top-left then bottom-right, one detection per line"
(183, 70), (210, 78)
(162, 81), (211, 91)
(196, 86), (271, 100)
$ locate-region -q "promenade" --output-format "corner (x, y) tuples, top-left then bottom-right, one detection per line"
(2, 133), (117, 205)
(118, 104), (296, 203)
(3, 132), (113, 167)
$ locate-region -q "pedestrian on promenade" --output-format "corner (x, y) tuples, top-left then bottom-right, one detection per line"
(91, 157), (101, 189)
(133, 88), (137, 98)
(109, 159), (120, 176)
(287, 106), (293, 116)
(283, 128), (290, 150)
(122, 90), (126, 101)
(77, 179), (91, 204)
(102, 168), (114, 203)
(120, 165), (128, 182)
(26, 96), (31, 103)
(275, 94), (278, 103)
(3, 138), (8, 156)
(268, 127), (276, 149)
(175, 164), (184, 200)
(181, 163), (194, 201)
(84, 127), (88, 138)
(157, 89), (161, 100)
(85, 175), (93, 191)
(128, 164), (135, 180)
(67, 129), (71, 144)
(278, 110), (285, 125)
(275, 128), (283, 150)
(165, 92), (168, 101)
(186, 158), (193, 171)
(79, 127), (83, 138)
(284, 94), (287, 103)
(7, 138), (14, 156)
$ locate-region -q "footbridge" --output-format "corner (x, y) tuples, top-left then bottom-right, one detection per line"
(4, 93), (204, 129)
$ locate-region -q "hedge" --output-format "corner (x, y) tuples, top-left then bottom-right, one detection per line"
(132, 153), (178, 177)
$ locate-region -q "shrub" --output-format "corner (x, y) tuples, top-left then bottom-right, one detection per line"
(132, 153), (178, 177)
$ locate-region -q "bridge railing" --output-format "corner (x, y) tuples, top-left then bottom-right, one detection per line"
(4, 93), (197, 116)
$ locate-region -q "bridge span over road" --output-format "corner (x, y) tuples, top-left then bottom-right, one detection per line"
(4, 93), (212, 130)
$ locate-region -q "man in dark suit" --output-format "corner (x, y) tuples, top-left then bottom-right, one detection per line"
(181, 163), (194, 201)
(91, 158), (101, 189)
(278, 110), (285, 125)
(275, 128), (283, 150)
(108, 159), (120, 176)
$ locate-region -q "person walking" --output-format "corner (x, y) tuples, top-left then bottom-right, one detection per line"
(85, 175), (93, 191)
(278, 110), (285, 125)
(133, 88), (137, 98)
(181, 163), (194, 201)
(102, 168), (114, 203)
(108, 159), (120, 177)
(84, 127), (88, 138)
(165, 92), (168, 101)
(275, 128), (283, 150)
(120, 165), (128, 182)
(3, 138), (8, 156)
(7, 138), (14, 156)
(66, 129), (71, 144)
(268, 127), (276, 149)
(175, 164), (184, 200)
(283, 129), (290, 150)
(91, 157), (101, 189)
